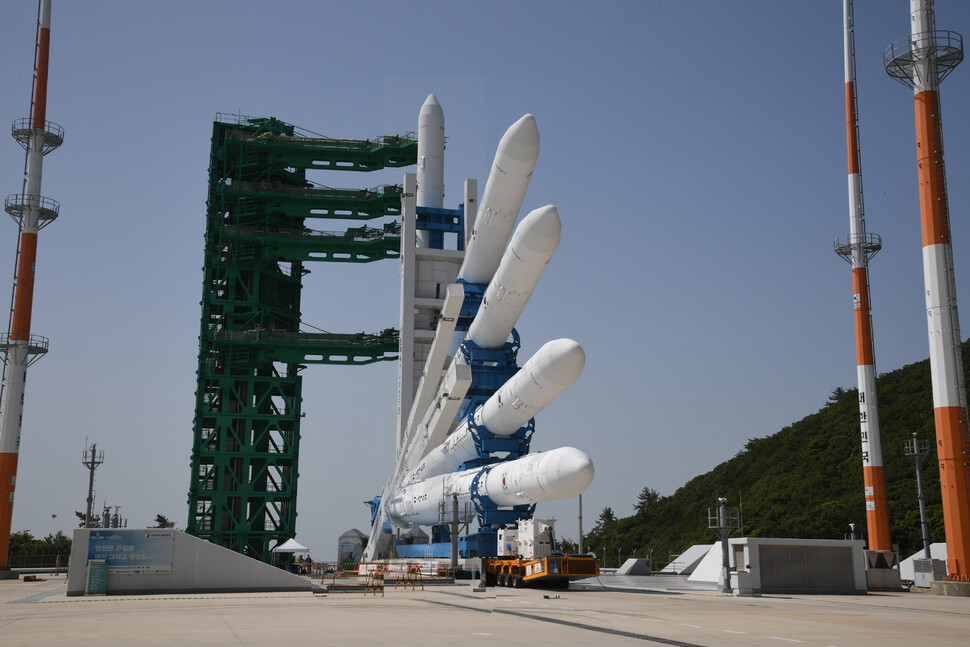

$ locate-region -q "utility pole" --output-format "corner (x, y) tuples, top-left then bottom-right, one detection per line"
(904, 432), (933, 559)
(450, 494), (459, 571)
(577, 494), (584, 553)
(709, 497), (740, 594)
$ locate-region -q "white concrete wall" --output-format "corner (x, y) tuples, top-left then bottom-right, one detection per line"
(67, 529), (311, 596)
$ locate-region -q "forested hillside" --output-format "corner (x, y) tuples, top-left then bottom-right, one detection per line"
(579, 340), (970, 568)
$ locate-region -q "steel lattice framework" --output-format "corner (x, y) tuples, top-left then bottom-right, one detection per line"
(186, 116), (416, 562)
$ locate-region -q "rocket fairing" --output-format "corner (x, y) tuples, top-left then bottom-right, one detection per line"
(417, 94), (444, 209)
(458, 114), (540, 285)
(387, 447), (594, 528)
(416, 94), (444, 248)
(466, 205), (561, 349)
(404, 338), (585, 485)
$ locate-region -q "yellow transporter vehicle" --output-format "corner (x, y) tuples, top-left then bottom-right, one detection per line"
(485, 553), (599, 588)
(484, 519), (599, 588)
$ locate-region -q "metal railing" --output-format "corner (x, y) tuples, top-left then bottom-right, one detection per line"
(7, 553), (68, 571)
(884, 30), (964, 87)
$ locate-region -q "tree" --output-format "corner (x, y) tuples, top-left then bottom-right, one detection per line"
(152, 514), (176, 529)
(39, 531), (72, 556)
(75, 510), (100, 528)
(8, 530), (37, 556)
(635, 487), (661, 515)
(827, 387), (848, 405)
(594, 507), (617, 533)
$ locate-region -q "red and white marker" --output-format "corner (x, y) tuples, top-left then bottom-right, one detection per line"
(839, 0), (891, 552)
(0, 0), (59, 571)
(887, 0), (970, 580)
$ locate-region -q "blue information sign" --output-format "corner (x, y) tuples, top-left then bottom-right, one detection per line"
(87, 530), (175, 574)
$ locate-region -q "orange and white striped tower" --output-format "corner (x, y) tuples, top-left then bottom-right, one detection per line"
(0, 0), (60, 574)
(835, 0), (891, 552)
(886, 0), (969, 581)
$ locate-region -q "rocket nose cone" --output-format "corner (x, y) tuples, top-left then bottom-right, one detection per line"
(420, 94), (443, 116)
(521, 204), (560, 237)
(546, 447), (595, 497)
(498, 114), (540, 163)
(536, 338), (586, 387)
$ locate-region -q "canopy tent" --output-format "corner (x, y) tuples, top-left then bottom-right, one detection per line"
(272, 538), (309, 554)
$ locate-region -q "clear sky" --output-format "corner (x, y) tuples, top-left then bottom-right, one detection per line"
(2, 1), (969, 560)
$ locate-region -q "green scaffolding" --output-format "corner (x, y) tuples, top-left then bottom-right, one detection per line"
(187, 116), (415, 562)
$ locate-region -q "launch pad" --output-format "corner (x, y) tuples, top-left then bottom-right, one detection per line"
(4, 575), (970, 647)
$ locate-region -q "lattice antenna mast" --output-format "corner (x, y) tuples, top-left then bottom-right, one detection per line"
(82, 444), (104, 529)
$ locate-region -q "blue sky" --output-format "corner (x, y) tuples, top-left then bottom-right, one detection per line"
(2, 1), (969, 560)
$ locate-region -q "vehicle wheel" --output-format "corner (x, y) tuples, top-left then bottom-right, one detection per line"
(512, 574), (523, 588)
(498, 573), (508, 587)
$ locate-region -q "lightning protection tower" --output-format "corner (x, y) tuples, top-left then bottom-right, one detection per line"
(885, 0), (969, 581)
(834, 0), (892, 552)
(0, 0), (61, 577)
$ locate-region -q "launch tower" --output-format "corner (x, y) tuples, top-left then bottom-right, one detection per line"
(187, 115), (415, 562)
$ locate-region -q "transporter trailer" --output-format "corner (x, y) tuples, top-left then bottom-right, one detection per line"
(484, 553), (599, 588)
(483, 519), (599, 588)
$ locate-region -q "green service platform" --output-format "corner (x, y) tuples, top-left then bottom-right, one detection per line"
(187, 115), (415, 562)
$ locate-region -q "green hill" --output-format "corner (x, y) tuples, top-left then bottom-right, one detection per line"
(580, 340), (970, 568)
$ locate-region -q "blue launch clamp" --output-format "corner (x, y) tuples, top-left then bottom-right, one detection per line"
(469, 464), (536, 528)
(462, 415), (534, 471)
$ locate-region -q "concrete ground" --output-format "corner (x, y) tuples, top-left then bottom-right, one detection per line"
(2, 573), (968, 647)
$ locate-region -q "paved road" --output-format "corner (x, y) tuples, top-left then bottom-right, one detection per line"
(2, 576), (968, 646)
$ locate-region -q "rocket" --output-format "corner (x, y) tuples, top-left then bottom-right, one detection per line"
(388, 447), (594, 528)
(366, 100), (591, 560)
(416, 94), (444, 247)
(404, 338), (585, 485)
(458, 114), (540, 285)
(467, 205), (561, 349)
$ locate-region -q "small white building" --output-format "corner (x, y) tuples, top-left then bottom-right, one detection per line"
(690, 537), (868, 594)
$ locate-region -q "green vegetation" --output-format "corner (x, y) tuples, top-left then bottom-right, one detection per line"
(582, 340), (970, 569)
(7, 530), (72, 558)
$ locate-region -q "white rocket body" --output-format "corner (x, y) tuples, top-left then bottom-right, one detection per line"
(458, 114), (540, 285)
(416, 93), (444, 247)
(467, 205), (560, 349)
(387, 447), (594, 528)
(404, 338), (585, 485)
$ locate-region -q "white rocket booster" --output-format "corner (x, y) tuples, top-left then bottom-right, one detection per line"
(388, 447), (594, 528)
(467, 205), (561, 349)
(459, 114), (540, 285)
(405, 338), (585, 485)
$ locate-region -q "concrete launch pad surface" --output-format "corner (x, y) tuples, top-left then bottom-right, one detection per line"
(2, 575), (968, 647)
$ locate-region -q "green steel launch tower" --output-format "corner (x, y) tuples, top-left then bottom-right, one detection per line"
(187, 115), (415, 561)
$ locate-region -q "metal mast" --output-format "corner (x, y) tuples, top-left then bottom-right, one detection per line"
(885, 0), (969, 581)
(0, 0), (60, 575)
(834, 0), (891, 551)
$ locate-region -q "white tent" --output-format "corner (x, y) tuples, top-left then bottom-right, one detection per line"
(272, 538), (309, 553)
